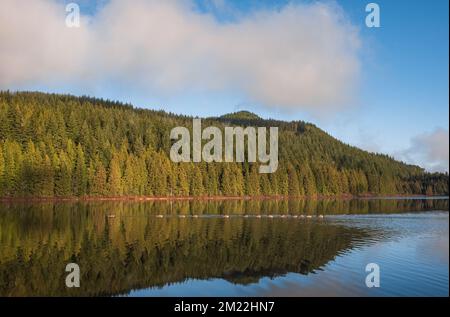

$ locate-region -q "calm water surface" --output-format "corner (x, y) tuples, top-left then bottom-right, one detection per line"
(0, 198), (448, 296)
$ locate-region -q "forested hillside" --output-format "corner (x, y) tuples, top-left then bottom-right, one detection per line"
(0, 91), (448, 198)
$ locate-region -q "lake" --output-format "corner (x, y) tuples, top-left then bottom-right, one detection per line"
(0, 197), (448, 296)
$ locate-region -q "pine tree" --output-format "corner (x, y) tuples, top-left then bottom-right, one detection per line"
(40, 154), (54, 196)
(206, 163), (219, 195)
(54, 151), (72, 196)
(221, 164), (235, 195)
(190, 164), (204, 196)
(302, 162), (316, 196)
(0, 143), (5, 196)
(246, 164), (260, 196)
(232, 164), (244, 196)
(108, 153), (123, 196)
(73, 144), (87, 196)
(2, 140), (23, 196)
(123, 154), (136, 195)
(260, 174), (272, 196)
(287, 164), (301, 197)
(176, 164), (189, 196)
(91, 157), (107, 196)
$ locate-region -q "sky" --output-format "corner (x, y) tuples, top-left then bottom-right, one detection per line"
(0, 0), (448, 172)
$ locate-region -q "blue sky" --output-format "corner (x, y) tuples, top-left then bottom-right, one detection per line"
(1, 0), (449, 171)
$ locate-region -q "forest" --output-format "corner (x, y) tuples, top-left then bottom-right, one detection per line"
(0, 91), (448, 198)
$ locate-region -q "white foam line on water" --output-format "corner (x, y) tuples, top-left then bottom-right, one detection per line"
(152, 214), (327, 219)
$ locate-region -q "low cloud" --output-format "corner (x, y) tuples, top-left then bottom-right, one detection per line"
(0, 0), (361, 113)
(397, 128), (449, 173)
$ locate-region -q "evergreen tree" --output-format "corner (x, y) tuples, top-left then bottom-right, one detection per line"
(108, 153), (123, 196)
(73, 144), (87, 196)
(90, 157), (107, 196)
(246, 164), (260, 196)
(287, 164), (301, 197)
(190, 164), (204, 196)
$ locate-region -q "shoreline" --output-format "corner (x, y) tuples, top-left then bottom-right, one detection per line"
(0, 194), (447, 203)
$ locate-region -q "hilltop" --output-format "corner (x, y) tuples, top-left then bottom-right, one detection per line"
(219, 111), (262, 121)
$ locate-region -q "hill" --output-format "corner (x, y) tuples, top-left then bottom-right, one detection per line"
(219, 110), (262, 121)
(0, 91), (448, 198)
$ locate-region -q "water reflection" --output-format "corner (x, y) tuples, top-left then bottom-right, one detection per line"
(0, 198), (448, 296)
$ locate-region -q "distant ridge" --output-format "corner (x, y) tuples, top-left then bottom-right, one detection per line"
(219, 111), (262, 121)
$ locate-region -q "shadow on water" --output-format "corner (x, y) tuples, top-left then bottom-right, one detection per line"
(0, 198), (448, 296)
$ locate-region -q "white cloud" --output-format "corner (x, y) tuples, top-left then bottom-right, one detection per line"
(397, 128), (449, 173)
(0, 0), (91, 85)
(0, 0), (361, 113)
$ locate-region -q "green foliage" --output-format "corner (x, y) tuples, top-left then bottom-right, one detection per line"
(220, 110), (262, 121)
(0, 91), (448, 198)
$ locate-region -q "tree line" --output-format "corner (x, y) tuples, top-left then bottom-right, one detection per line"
(0, 91), (448, 198)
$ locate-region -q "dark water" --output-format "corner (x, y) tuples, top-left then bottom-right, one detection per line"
(0, 198), (448, 296)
